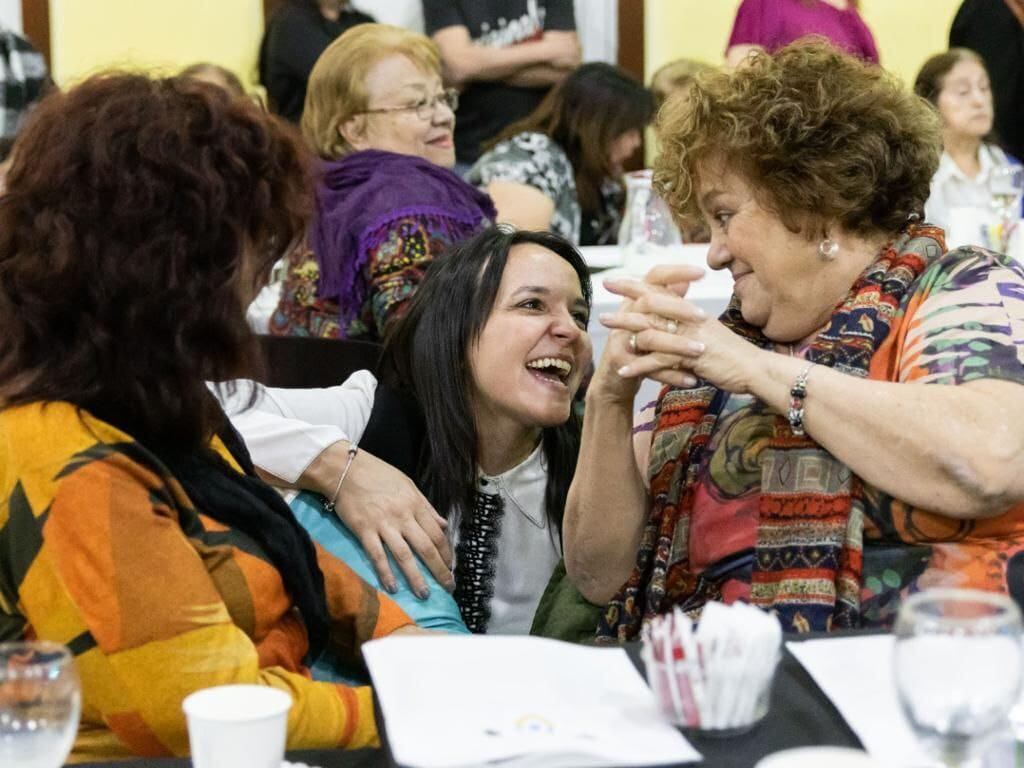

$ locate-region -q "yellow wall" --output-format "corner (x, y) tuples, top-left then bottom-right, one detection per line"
(645, 0), (962, 88)
(49, 0), (264, 89)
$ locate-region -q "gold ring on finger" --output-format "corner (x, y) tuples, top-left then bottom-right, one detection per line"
(629, 333), (639, 354)
(665, 319), (679, 334)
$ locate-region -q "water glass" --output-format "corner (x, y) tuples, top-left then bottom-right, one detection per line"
(893, 589), (1022, 767)
(617, 169), (682, 272)
(988, 164), (1024, 221)
(0, 642), (81, 768)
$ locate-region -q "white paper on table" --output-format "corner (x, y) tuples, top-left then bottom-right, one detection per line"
(787, 636), (931, 768)
(363, 635), (702, 768)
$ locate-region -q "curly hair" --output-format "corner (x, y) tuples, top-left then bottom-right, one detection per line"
(0, 73), (311, 451)
(654, 41), (941, 238)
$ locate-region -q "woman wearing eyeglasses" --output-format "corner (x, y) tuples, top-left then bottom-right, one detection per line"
(269, 23), (496, 341)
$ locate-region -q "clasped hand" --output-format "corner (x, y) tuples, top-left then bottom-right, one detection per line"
(595, 264), (756, 397)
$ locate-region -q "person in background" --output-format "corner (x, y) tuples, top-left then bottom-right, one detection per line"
(564, 43), (1024, 639)
(0, 72), (420, 761)
(467, 62), (654, 246)
(232, 227), (593, 636)
(649, 58), (713, 245)
(259, 0), (374, 122)
(0, 22), (49, 162)
(725, 0), (878, 68)
(950, 0), (1024, 164)
(351, 0), (424, 32)
(180, 62), (247, 96)
(915, 49), (1016, 247)
(268, 24), (495, 340)
(650, 58), (712, 109)
(423, 0), (581, 172)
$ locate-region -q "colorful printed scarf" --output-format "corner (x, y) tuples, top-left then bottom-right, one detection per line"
(597, 224), (947, 640)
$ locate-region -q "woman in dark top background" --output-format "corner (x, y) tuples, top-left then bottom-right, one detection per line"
(259, 0), (374, 122)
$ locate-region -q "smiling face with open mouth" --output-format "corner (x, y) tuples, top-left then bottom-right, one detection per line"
(469, 243), (592, 439)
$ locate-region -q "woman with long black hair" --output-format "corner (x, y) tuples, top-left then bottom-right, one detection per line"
(228, 226), (593, 635)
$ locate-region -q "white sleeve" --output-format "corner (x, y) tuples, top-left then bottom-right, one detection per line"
(245, 282), (282, 333)
(213, 371), (378, 484)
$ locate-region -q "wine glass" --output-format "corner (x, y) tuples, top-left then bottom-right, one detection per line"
(0, 642), (81, 768)
(893, 589), (1023, 767)
(989, 165), (1024, 221)
(988, 165), (1024, 251)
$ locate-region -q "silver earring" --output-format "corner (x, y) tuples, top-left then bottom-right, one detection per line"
(818, 238), (839, 261)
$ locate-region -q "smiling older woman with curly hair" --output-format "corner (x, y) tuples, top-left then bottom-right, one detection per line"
(564, 42), (1024, 638)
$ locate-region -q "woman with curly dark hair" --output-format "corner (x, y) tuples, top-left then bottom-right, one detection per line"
(0, 73), (420, 761)
(564, 42), (1024, 638)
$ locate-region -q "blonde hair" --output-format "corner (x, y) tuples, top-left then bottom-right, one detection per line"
(650, 58), (712, 108)
(301, 23), (442, 160)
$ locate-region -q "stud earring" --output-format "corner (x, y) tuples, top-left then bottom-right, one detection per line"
(818, 237), (839, 261)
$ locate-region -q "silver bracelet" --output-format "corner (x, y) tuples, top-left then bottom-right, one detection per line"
(787, 363), (815, 436)
(322, 444), (359, 515)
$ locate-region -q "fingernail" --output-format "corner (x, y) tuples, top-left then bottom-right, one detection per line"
(693, 342), (706, 353)
(694, 308), (707, 319)
(416, 586), (431, 600)
(386, 582), (399, 595)
(445, 580), (456, 593)
(617, 365), (631, 377)
(599, 312), (613, 323)
(682, 377), (697, 387)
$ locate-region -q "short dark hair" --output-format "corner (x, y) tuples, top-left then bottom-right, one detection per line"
(655, 41), (941, 238)
(0, 72), (311, 450)
(381, 226), (591, 530)
(492, 63), (655, 218)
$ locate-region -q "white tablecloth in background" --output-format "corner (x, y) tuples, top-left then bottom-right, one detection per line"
(581, 244), (734, 410)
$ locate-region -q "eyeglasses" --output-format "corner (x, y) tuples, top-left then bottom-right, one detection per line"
(356, 88), (459, 121)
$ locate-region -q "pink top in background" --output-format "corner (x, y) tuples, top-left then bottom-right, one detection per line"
(727, 0), (879, 63)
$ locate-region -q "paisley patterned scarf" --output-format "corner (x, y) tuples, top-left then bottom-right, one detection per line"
(597, 224), (947, 640)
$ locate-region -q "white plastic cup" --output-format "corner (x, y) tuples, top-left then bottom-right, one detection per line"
(182, 684), (292, 768)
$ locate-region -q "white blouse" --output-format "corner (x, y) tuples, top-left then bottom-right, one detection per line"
(925, 144), (1013, 248)
(469, 444), (561, 635)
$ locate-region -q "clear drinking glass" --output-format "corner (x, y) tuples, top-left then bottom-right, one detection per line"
(987, 165), (1024, 251)
(893, 589), (1023, 768)
(989, 165), (1024, 221)
(617, 169), (682, 272)
(0, 642), (81, 768)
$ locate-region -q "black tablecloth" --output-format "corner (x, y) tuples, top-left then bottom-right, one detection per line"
(73, 640), (860, 768)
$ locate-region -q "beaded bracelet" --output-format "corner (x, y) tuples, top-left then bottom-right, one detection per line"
(322, 444), (359, 515)
(787, 363), (815, 436)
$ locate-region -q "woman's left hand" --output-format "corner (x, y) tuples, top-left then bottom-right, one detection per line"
(601, 265), (760, 394)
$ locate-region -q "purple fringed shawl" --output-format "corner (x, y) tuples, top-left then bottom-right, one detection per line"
(310, 150), (496, 324)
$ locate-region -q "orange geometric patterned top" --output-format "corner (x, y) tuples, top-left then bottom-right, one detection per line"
(0, 402), (413, 762)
